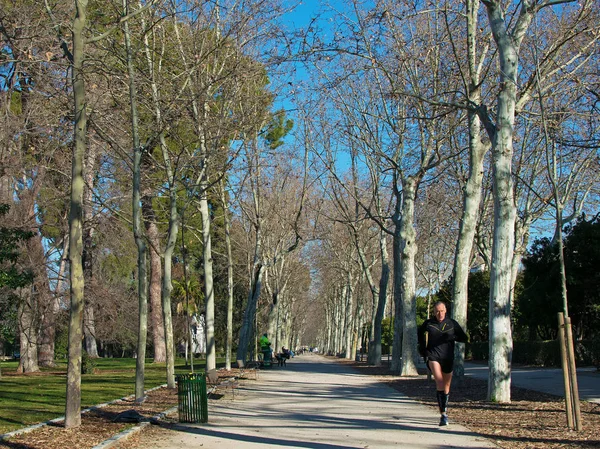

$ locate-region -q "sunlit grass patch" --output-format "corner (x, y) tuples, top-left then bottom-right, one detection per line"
(0, 357), (209, 434)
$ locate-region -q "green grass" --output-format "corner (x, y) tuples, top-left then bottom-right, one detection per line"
(0, 358), (209, 434)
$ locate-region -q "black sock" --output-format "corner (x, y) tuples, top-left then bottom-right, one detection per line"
(440, 392), (449, 415)
(436, 390), (444, 414)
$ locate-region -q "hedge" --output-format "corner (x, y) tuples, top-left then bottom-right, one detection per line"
(466, 338), (600, 368)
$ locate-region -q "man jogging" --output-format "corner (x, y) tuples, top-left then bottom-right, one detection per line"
(418, 301), (468, 426)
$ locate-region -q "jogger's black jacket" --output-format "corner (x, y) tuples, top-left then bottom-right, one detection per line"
(418, 317), (468, 364)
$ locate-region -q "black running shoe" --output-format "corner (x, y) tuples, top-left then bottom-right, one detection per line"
(439, 414), (449, 426)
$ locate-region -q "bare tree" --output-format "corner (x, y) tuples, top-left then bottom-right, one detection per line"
(303, 1), (463, 374)
(45, 0), (159, 426)
(236, 121), (308, 362)
(476, 0), (596, 403)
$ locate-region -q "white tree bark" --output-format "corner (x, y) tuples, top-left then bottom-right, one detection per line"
(398, 177), (419, 376)
(451, 0), (489, 380)
(479, 0), (562, 403)
(199, 181), (216, 371)
(219, 179), (234, 370)
(344, 270), (355, 360)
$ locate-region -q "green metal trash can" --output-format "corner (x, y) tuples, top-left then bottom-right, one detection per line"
(176, 373), (208, 423)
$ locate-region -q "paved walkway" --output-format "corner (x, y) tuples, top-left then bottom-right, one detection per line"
(463, 362), (600, 403)
(139, 354), (497, 449)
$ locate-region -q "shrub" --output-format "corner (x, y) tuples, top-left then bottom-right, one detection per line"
(575, 337), (600, 368)
(466, 342), (488, 360)
(512, 341), (560, 366)
(81, 350), (97, 374)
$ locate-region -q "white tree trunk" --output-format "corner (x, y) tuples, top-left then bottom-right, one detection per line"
(83, 307), (98, 358)
(482, 0), (529, 403)
(220, 179), (234, 370)
(161, 205), (178, 389)
(451, 0), (488, 381)
(399, 178), (419, 376)
(200, 185), (216, 371)
(345, 272), (355, 360)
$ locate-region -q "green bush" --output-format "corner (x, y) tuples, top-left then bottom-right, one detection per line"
(54, 330), (68, 360)
(466, 341), (488, 361)
(575, 337), (600, 368)
(512, 341), (560, 366)
(81, 351), (97, 374)
(467, 339), (600, 367)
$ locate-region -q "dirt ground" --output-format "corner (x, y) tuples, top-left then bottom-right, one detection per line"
(1, 364), (599, 449)
(347, 361), (600, 449)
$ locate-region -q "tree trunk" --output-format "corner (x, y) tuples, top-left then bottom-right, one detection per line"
(391, 179), (403, 373)
(162, 197), (178, 389)
(237, 263), (265, 362)
(237, 162), (265, 362)
(398, 178), (419, 376)
(199, 184), (216, 372)
(452, 116), (487, 381)
(65, 0), (88, 427)
(39, 238), (68, 367)
(344, 271), (355, 360)
(82, 138), (98, 359)
(351, 299), (363, 361)
(83, 307), (98, 358)
(143, 196), (166, 363)
(141, 14), (177, 387)
(17, 288), (39, 373)
(122, 0), (148, 402)
(451, 0), (488, 383)
(38, 296), (58, 368)
(482, 0), (525, 403)
(452, 138), (486, 378)
(267, 294), (278, 346)
(368, 230), (389, 366)
(325, 301), (332, 354)
(220, 179), (234, 370)
(26, 231), (51, 370)
(337, 284), (346, 355)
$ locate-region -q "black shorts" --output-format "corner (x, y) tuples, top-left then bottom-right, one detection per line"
(427, 357), (454, 374)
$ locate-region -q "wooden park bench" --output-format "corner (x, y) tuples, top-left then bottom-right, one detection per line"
(237, 359), (259, 380)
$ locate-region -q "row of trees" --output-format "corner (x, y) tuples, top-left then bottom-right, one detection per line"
(298, 0), (598, 405)
(1, 0), (315, 427)
(0, 0), (598, 428)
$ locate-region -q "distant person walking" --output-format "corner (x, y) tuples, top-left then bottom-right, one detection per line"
(418, 301), (468, 426)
